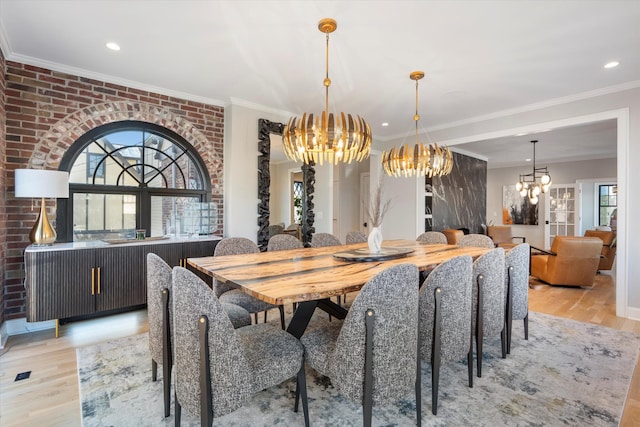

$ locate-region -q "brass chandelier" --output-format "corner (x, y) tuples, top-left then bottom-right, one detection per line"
(515, 140), (552, 205)
(282, 18), (372, 165)
(382, 71), (453, 178)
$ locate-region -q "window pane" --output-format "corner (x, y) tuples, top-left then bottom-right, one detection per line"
(73, 193), (137, 241)
(150, 196), (217, 237)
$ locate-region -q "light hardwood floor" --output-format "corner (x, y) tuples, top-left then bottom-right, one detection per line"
(0, 272), (638, 426)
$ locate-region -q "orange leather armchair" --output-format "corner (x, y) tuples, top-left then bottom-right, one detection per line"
(442, 228), (464, 245)
(584, 230), (616, 271)
(487, 225), (526, 249)
(530, 236), (603, 287)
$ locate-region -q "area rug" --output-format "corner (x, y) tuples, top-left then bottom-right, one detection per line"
(77, 311), (640, 426)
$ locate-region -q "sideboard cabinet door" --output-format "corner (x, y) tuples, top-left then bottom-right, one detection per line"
(94, 246), (147, 312)
(26, 249), (95, 321)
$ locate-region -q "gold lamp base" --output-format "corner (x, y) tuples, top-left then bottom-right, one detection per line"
(29, 197), (57, 246)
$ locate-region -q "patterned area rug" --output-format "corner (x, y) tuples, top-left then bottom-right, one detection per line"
(77, 311), (640, 426)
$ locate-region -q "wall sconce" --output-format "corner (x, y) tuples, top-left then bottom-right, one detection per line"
(15, 169), (69, 245)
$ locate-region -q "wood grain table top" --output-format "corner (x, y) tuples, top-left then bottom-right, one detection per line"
(187, 240), (491, 305)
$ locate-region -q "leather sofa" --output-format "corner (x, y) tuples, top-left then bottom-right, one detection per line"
(584, 229), (616, 271)
(487, 225), (526, 249)
(530, 236), (603, 287)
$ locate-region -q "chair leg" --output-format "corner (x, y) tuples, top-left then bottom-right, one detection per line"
(295, 364), (310, 427)
(163, 360), (172, 418)
(279, 305), (286, 330)
(432, 287), (442, 415)
(500, 326), (507, 359)
(467, 348), (473, 388)
(264, 311), (268, 323)
(416, 350), (422, 427)
(506, 266), (514, 354)
(364, 309), (375, 427)
(476, 274), (484, 378)
(254, 312), (258, 324)
(524, 312), (529, 340)
(175, 392), (181, 427)
(152, 359), (158, 381)
(199, 315), (213, 427)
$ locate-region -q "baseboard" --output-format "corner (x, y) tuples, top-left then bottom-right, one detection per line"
(1, 317), (56, 346)
(626, 306), (640, 321)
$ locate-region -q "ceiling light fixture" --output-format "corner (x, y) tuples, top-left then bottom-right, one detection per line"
(106, 42), (120, 51)
(515, 140), (552, 205)
(282, 18), (371, 165)
(604, 61), (619, 69)
(381, 71), (453, 178)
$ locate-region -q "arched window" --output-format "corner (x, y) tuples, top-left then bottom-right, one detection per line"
(57, 121), (214, 242)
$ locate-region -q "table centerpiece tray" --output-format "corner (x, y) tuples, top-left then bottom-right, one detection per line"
(333, 247), (414, 262)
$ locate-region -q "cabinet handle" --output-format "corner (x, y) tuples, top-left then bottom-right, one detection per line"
(91, 267), (95, 295)
(97, 267), (101, 294)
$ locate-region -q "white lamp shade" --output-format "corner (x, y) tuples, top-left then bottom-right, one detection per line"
(15, 169), (69, 198)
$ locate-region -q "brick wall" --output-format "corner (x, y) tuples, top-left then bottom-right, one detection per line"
(3, 61), (224, 322)
(0, 49), (6, 327)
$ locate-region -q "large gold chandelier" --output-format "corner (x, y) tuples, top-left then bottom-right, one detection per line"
(382, 71), (453, 178)
(282, 18), (372, 166)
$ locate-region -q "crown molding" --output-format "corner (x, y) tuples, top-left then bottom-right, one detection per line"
(5, 52), (227, 108)
(229, 97), (294, 119)
(0, 21), (11, 59)
(428, 80), (640, 133)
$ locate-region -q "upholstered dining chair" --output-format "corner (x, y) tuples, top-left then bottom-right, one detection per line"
(311, 232), (343, 247)
(300, 264), (421, 427)
(146, 253), (251, 417)
(215, 237), (286, 329)
(172, 267), (309, 427)
(267, 234), (304, 251)
(419, 255), (474, 415)
(471, 247), (506, 377)
(458, 234), (495, 248)
(416, 231), (447, 244)
(505, 243), (530, 354)
(346, 230), (367, 244)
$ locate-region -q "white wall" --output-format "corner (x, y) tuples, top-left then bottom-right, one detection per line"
(312, 162), (334, 234)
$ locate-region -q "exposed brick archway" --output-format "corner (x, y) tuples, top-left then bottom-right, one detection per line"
(27, 101), (223, 197)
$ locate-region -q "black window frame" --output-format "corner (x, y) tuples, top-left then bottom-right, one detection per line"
(56, 121), (211, 242)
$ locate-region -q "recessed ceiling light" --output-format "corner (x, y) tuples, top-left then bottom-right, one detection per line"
(525, 158), (532, 162)
(106, 42), (121, 51)
(381, 122), (389, 127)
(604, 61), (619, 69)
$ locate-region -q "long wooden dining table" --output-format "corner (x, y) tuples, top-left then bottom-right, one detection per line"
(187, 240), (491, 338)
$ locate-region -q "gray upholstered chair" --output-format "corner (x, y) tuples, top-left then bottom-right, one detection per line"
(416, 231), (447, 244)
(505, 243), (530, 353)
(471, 247), (506, 377)
(419, 255), (474, 415)
(346, 230), (367, 244)
(458, 233), (495, 248)
(268, 223), (285, 239)
(311, 232), (342, 247)
(146, 253), (251, 417)
(216, 237), (286, 329)
(300, 264), (421, 427)
(267, 234), (304, 251)
(172, 267), (309, 427)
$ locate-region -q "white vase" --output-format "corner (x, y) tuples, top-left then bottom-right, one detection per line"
(368, 226), (382, 253)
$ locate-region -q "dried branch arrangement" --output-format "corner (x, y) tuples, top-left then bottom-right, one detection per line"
(366, 173), (391, 227)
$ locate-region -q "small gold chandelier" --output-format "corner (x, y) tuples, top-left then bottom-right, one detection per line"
(282, 18), (372, 165)
(382, 71), (453, 177)
(515, 140), (552, 205)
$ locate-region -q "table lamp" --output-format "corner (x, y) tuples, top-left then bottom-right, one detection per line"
(15, 169), (69, 245)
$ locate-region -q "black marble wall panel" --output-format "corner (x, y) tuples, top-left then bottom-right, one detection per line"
(432, 151), (487, 234)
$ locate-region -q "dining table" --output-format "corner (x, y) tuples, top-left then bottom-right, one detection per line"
(187, 240), (491, 338)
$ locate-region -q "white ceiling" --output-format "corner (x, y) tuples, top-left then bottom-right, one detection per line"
(0, 0), (637, 168)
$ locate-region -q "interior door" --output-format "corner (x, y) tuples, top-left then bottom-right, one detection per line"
(545, 184), (577, 247)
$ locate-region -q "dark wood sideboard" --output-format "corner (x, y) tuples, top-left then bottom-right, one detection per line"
(24, 237), (221, 331)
